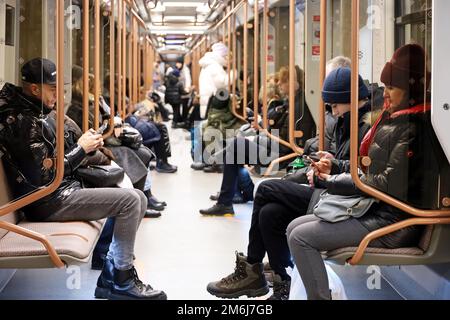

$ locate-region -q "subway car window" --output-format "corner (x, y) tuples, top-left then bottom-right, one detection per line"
(0, 0), (449, 306)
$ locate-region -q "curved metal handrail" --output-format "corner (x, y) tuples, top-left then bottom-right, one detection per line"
(350, 0), (450, 218)
(349, 0), (450, 264)
(0, 0), (66, 268)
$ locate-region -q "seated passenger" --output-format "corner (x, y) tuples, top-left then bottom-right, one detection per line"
(0, 58), (166, 300)
(130, 97), (178, 174)
(199, 66), (316, 216)
(208, 75), (283, 204)
(67, 65), (166, 214)
(287, 44), (443, 300)
(205, 66), (371, 300)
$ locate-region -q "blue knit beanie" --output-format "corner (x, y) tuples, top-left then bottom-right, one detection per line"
(322, 67), (369, 104)
(171, 69), (180, 78)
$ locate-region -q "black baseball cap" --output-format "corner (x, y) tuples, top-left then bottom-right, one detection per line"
(21, 58), (58, 86)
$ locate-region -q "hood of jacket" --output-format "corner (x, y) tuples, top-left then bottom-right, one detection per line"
(199, 52), (226, 68)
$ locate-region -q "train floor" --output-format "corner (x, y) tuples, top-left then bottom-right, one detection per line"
(0, 124), (403, 300)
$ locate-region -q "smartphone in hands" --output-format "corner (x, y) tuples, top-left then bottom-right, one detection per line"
(303, 153), (321, 166)
(96, 122), (109, 135)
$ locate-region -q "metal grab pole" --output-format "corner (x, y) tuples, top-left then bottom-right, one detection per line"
(243, 1), (248, 118)
(288, 0), (303, 155)
(318, 0), (327, 151)
(117, 0), (123, 121)
(94, 0), (101, 130)
(82, 0), (90, 132)
(104, 0), (115, 139)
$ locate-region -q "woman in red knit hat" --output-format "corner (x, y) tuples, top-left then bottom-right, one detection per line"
(286, 44), (449, 300)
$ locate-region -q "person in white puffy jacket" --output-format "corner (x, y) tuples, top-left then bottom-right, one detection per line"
(198, 42), (231, 118)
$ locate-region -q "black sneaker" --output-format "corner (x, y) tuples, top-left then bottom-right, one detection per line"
(200, 203), (235, 216)
(207, 252), (269, 299)
(267, 274), (291, 300)
(94, 257), (115, 299)
(109, 267), (167, 300)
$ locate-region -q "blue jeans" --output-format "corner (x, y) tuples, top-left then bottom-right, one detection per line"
(191, 122), (203, 162)
(237, 167), (254, 201)
(93, 217), (115, 260)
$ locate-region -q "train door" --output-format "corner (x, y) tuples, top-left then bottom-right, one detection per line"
(0, 0), (18, 87)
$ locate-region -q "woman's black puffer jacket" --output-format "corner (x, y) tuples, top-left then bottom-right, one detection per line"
(165, 74), (188, 105)
(0, 83), (86, 221)
(323, 109), (449, 248)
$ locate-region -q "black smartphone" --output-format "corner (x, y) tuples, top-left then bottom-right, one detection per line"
(308, 153), (321, 162)
(96, 122), (108, 135)
(303, 153), (321, 166)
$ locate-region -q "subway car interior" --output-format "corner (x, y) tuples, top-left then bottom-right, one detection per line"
(0, 0), (449, 301)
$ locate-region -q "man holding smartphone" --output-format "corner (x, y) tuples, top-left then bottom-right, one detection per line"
(0, 58), (167, 300)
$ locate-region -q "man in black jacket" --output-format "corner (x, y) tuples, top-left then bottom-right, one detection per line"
(0, 58), (166, 300)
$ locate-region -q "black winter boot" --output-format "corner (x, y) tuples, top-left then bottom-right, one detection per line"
(109, 267), (167, 300)
(144, 190), (166, 211)
(267, 274), (291, 300)
(94, 257), (115, 299)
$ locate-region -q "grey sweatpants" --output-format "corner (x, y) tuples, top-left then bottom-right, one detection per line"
(287, 215), (385, 300)
(44, 188), (147, 271)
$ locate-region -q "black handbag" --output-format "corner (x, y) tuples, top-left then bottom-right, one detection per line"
(76, 165), (125, 188)
(120, 126), (143, 150)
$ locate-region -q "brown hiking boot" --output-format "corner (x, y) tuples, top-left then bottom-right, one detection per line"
(207, 252), (270, 299)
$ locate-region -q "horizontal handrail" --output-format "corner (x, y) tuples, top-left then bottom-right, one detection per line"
(347, 217), (450, 265)
(209, 0), (246, 33)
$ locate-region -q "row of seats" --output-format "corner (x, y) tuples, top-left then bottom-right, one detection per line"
(0, 162), (105, 269)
